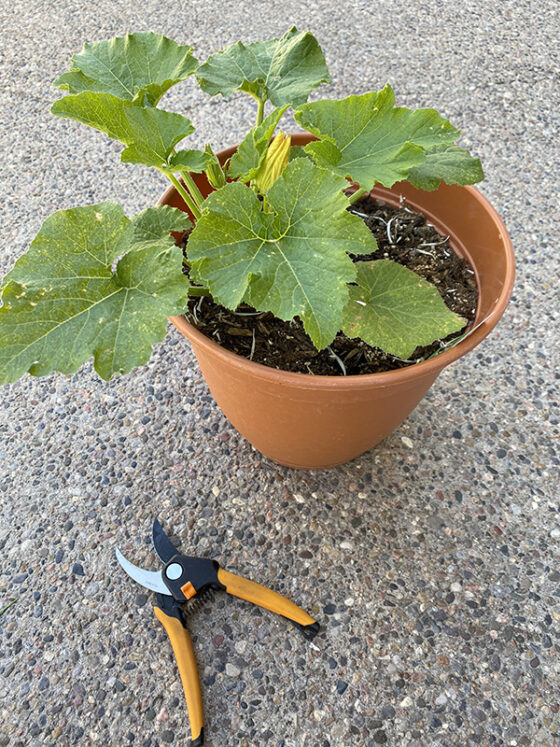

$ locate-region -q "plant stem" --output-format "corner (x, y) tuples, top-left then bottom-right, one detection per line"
(180, 170), (205, 209)
(187, 286), (210, 297)
(348, 187), (367, 205)
(256, 98), (265, 127)
(161, 170), (201, 220)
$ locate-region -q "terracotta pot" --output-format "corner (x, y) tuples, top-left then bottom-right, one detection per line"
(160, 134), (515, 469)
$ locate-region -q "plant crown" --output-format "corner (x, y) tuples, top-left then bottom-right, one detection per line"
(0, 29), (483, 383)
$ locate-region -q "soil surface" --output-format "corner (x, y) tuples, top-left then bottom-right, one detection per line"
(183, 194), (478, 376)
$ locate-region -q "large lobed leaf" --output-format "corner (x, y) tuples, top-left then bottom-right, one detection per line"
(54, 32), (198, 107)
(342, 260), (465, 358)
(295, 86), (466, 189)
(196, 27), (331, 107)
(51, 92), (195, 169)
(187, 159), (377, 349)
(0, 204), (191, 384)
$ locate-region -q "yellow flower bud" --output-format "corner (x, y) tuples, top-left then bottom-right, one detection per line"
(204, 144), (226, 189)
(254, 131), (291, 193)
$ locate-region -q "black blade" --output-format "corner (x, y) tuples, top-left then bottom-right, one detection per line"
(152, 518), (181, 563)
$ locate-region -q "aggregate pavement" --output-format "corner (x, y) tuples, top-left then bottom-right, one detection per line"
(0, 1), (559, 745)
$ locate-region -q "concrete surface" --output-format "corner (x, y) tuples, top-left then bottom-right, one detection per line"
(1, 1), (559, 745)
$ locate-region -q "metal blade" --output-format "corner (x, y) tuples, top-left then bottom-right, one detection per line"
(152, 518), (181, 564)
(115, 548), (170, 595)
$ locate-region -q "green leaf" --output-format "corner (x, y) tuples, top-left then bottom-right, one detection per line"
(295, 86), (460, 188)
(227, 106), (288, 181)
(169, 149), (217, 174)
(0, 204), (192, 384)
(342, 260), (465, 358)
(196, 27), (331, 107)
(289, 145), (313, 162)
(407, 144), (484, 191)
(120, 205), (193, 245)
(51, 92), (194, 168)
(54, 32), (198, 106)
(187, 159), (376, 349)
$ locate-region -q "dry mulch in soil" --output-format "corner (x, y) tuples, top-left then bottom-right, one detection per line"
(183, 194), (478, 376)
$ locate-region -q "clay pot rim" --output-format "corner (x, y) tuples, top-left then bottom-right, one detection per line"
(164, 143), (515, 391)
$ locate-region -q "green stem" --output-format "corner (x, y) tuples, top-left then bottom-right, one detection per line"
(348, 187), (367, 205)
(187, 286), (210, 297)
(180, 170), (205, 209)
(256, 98), (265, 127)
(161, 170), (201, 220)
(0, 599), (16, 617)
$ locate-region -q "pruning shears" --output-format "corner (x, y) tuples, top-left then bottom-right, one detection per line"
(116, 519), (319, 746)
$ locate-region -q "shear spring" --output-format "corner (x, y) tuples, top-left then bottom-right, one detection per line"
(186, 588), (216, 613)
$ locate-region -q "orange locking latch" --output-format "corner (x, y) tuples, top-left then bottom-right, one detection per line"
(181, 581), (196, 599)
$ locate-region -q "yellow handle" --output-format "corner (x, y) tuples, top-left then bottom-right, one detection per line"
(217, 568), (317, 628)
(154, 606), (204, 746)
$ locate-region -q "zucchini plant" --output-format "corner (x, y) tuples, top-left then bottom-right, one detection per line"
(0, 28), (483, 384)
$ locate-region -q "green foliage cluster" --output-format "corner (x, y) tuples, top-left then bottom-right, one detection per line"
(0, 29), (483, 384)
